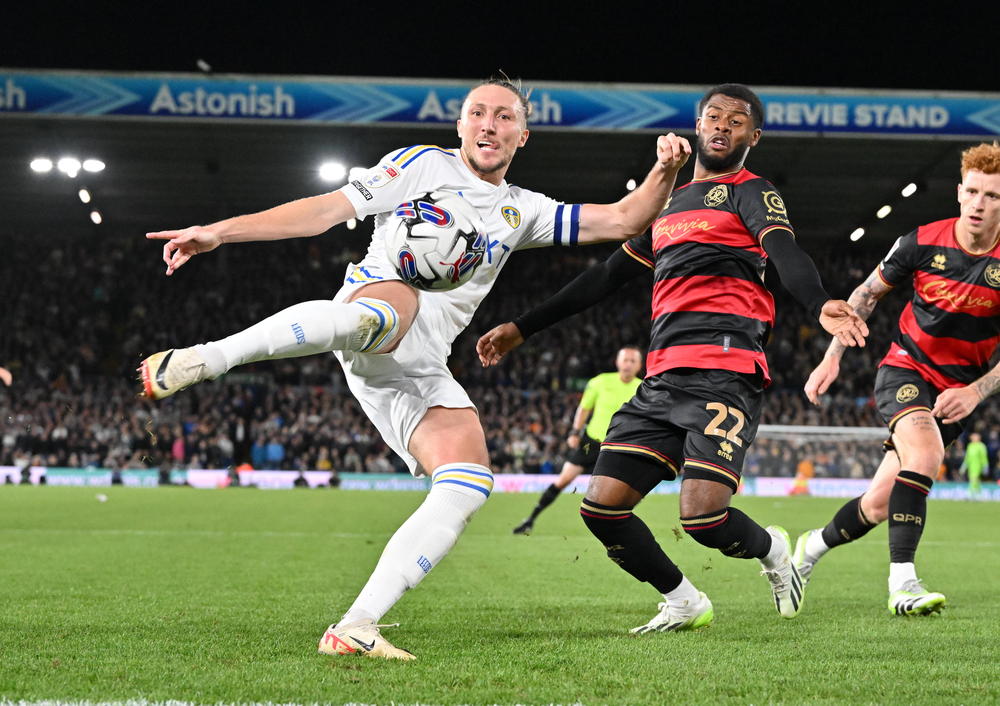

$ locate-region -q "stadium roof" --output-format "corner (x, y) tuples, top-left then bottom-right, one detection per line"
(0, 103), (978, 251)
(3, 6), (990, 253)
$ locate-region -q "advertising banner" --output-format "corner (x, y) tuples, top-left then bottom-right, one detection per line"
(2, 71), (998, 137)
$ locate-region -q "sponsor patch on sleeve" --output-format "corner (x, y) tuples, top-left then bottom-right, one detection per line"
(349, 179), (374, 201)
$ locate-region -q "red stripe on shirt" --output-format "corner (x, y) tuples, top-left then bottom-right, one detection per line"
(647, 344), (770, 383)
(880, 345), (961, 391)
(915, 218), (959, 248)
(652, 275), (774, 322)
(899, 305), (997, 367)
(652, 210), (764, 252)
(913, 271), (1000, 318)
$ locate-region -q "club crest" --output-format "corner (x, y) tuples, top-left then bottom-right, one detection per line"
(501, 206), (521, 229)
(895, 384), (919, 404)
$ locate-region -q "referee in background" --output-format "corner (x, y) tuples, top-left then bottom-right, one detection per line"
(514, 346), (643, 534)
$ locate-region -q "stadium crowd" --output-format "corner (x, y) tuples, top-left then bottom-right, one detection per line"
(2, 229), (998, 480)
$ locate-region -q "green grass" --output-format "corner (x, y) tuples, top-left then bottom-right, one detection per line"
(0, 487), (997, 705)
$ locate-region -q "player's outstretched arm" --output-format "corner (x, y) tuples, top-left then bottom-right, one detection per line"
(818, 300), (868, 348)
(804, 266), (891, 405)
(576, 133), (691, 244)
(567, 404), (594, 448)
(476, 247), (649, 367)
(146, 191), (356, 276)
(932, 361), (1000, 424)
(476, 322), (525, 367)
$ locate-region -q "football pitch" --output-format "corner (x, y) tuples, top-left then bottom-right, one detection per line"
(1, 486), (996, 705)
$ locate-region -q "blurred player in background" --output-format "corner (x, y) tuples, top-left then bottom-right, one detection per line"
(959, 432), (988, 496)
(513, 345), (643, 535)
(138, 77), (692, 659)
(799, 141), (1000, 616)
(479, 83), (867, 633)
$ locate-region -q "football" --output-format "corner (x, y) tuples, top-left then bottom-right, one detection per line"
(384, 191), (488, 291)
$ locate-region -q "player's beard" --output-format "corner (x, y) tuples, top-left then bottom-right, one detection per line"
(464, 148), (511, 177)
(696, 135), (747, 173)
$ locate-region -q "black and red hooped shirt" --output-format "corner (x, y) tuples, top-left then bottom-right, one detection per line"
(877, 217), (1000, 391)
(622, 168), (793, 385)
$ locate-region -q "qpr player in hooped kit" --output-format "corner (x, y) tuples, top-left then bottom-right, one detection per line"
(139, 77), (692, 660)
(798, 141), (1000, 617)
(478, 83), (868, 633)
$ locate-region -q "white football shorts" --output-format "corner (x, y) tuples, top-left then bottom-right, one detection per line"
(332, 259), (476, 477)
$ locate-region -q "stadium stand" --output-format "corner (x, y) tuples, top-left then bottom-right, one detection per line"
(1, 229), (997, 479)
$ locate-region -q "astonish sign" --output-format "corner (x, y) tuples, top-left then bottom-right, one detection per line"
(2, 70), (998, 138)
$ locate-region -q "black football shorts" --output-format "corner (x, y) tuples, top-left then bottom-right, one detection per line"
(566, 432), (601, 469)
(594, 368), (763, 494)
(874, 364), (965, 450)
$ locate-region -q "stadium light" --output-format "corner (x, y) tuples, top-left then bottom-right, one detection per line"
(346, 218), (357, 230)
(901, 182), (918, 198)
(57, 157), (81, 178)
(319, 161), (347, 182)
(30, 157), (53, 173)
(876, 205), (892, 219)
(90, 210), (102, 225)
(82, 159), (106, 173)
(78, 188), (91, 204)
(849, 227), (865, 241)
(625, 178), (637, 191)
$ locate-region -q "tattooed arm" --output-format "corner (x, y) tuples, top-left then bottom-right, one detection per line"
(804, 267), (893, 404)
(932, 361), (1000, 424)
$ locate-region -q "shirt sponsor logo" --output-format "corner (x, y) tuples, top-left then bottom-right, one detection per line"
(653, 217), (715, 241)
(895, 384), (920, 404)
(350, 179), (373, 201)
(919, 279), (996, 310)
(704, 184), (729, 208)
(501, 205), (521, 229)
(762, 191), (787, 216)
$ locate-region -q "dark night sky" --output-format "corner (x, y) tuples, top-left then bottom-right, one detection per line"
(2, 5), (992, 93)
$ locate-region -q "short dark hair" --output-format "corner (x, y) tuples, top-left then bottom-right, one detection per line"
(698, 83), (765, 129)
(464, 72), (533, 124)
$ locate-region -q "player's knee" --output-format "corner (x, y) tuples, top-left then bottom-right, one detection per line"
(353, 297), (401, 353)
(579, 498), (632, 540)
(428, 463), (493, 520)
(860, 493), (889, 524)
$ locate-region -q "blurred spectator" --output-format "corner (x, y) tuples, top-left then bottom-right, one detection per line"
(1, 229), (996, 478)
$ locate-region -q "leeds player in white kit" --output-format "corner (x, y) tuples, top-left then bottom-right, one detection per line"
(140, 79), (691, 660)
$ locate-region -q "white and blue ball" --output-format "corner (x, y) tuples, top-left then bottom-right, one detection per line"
(384, 191), (488, 292)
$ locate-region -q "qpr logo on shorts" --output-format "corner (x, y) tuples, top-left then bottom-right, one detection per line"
(895, 384), (920, 404)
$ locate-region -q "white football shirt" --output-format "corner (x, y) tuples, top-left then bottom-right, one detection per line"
(339, 144), (581, 344)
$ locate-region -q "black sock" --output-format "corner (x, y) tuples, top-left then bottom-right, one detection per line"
(680, 507), (771, 559)
(888, 470), (933, 563)
(528, 483), (562, 522)
(580, 499), (683, 593)
(820, 495), (876, 548)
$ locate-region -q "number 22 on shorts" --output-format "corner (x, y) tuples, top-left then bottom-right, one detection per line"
(703, 402), (745, 446)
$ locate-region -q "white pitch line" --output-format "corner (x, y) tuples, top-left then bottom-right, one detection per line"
(0, 528), (375, 539)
